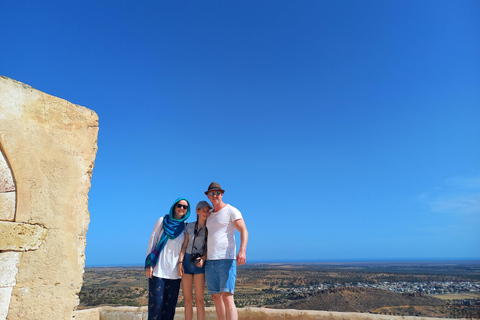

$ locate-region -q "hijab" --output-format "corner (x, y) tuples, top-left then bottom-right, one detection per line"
(145, 197), (190, 268)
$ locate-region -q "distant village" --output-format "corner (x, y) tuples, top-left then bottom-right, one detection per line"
(279, 281), (480, 296)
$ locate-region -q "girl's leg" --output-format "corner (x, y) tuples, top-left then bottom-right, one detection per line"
(182, 274), (194, 320)
(193, 273), (206, 320)
(148, 276), (166, 320)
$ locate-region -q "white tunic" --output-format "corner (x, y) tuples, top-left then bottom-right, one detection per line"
(206, 204), (243, 260)
(146, 217), (185, 279)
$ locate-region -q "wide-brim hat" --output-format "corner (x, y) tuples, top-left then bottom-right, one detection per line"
(204, 182), (225, 195)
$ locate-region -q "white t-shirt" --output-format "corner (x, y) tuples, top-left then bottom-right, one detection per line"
(206, 204), (243, 260)
(146, 217), (185, 279)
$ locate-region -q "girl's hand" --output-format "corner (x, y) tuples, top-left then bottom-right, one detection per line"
(196, 258), (204, 268)
(145, 267), (153, 279)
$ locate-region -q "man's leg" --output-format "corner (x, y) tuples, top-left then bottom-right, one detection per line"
(206, 261), (226, 320)
(222, 292), (238, 320)
(211, 293), (226, 320)
(217, 260), (237, 320)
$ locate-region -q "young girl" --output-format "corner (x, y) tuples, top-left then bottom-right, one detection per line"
(178, 201), (211, 320)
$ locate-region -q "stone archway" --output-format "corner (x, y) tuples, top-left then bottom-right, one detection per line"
(0, 146), (16, 220)
(0, 147), (18, 320)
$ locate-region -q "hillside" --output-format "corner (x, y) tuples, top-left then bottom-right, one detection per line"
(79, 265), (480, 318)
(273, 287), (447, 317)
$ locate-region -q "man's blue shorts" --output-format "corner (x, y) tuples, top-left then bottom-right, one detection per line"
(182, 253), (205, 275)
(205, 259), (236, 294)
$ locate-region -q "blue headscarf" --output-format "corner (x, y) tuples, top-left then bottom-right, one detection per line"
(145, 198), (191, 269)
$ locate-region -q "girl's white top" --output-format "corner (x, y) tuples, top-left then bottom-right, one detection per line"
(146, 217), (185, 279)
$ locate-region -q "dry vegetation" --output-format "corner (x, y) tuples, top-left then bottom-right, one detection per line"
(79, 262), (480, 318)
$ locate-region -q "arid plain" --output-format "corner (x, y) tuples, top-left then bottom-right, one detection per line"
(79, 261), (480, 319)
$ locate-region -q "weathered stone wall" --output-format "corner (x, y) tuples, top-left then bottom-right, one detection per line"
(0, 76), (98, 320)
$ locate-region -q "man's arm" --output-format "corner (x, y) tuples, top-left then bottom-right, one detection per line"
(233, 218), (248, 266)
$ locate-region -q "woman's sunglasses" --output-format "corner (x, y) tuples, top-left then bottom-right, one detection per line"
(176, 204), (188, 210)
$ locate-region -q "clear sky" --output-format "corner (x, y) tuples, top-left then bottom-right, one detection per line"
(1, 1), (479, 266)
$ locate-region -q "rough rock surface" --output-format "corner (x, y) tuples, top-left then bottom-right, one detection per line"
(0, 222), (48, 251)
(0, 76), (98, 320)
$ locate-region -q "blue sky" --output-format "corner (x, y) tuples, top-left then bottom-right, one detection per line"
(1, 1), (479, 266)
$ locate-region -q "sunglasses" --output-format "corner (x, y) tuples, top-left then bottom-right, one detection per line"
(208, 191), (223, 196)
(176, 204), (188, 210)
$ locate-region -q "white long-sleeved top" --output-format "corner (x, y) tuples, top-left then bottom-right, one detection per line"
(146, 217), (185, 279)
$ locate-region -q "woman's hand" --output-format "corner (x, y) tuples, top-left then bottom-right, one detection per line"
(178, 263), (184, 277)
(145, 266), (153, 279)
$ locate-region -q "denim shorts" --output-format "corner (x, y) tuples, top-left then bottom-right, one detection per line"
(205, 259), (236, 294)
(182, 253), (205, 275)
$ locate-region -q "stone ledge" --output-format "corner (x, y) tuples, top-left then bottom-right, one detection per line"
(73, 306), (454, 320)
(0, 221), (47, 251)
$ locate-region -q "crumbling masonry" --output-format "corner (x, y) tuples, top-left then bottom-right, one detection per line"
(0, 76), (98, 320)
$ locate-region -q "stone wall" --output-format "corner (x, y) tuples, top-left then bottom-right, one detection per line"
(0, 76), (98, 320)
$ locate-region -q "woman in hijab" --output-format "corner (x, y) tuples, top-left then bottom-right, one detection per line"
(145, 198), (190, 320)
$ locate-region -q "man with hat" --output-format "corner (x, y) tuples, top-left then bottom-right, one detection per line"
(204, 182), (248, 320)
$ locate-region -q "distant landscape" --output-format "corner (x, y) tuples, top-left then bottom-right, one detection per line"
(79, 261), (480, 319)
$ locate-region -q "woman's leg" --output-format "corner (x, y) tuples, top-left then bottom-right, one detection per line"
(193, 273), (206, 320)
(148, 276), (166, 320)
(161, 278), (182, 320)
(182, 274), (194, 320)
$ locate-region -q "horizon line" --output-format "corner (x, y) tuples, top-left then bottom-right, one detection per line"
(85, 258), (480, 268)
